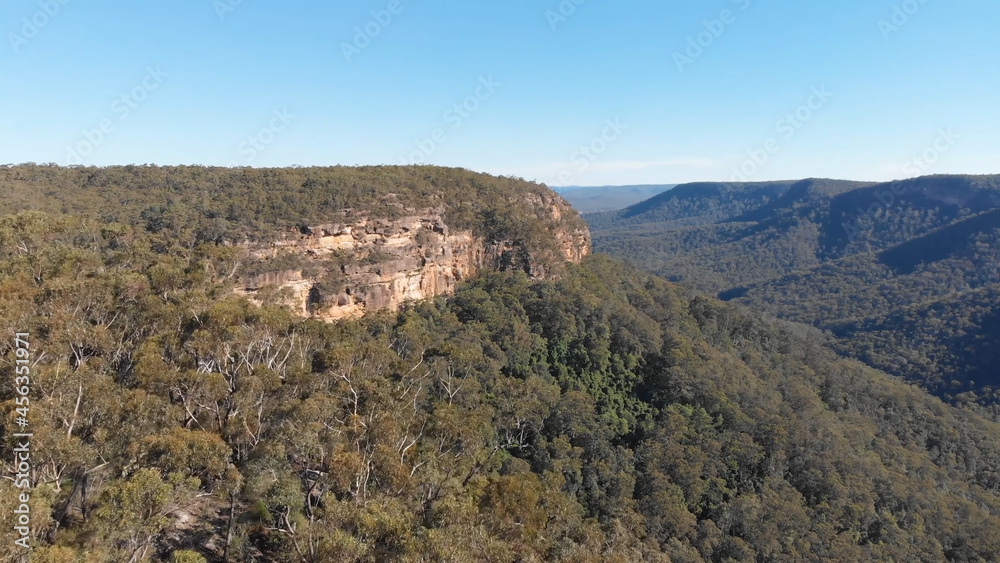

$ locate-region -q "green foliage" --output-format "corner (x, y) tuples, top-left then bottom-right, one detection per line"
(3, 170), (1000, 561)
(169, 551), (206, 563)
(0, 163), (585, 256)
(591, 175), (1000, 407)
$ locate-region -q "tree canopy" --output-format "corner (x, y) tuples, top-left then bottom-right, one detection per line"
(2, 204), (1000, 561)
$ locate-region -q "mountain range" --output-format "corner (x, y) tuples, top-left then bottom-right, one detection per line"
(589, 174), (1000, 410)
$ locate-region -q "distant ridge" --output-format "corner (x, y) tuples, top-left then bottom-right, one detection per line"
(588, 173), (1000, 406)
(553, 184), (675, 213)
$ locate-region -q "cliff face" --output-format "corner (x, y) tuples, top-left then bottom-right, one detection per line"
(237, 196), (590, 321)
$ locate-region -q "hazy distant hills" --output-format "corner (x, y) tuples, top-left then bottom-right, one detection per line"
(589, 174), (1000, 406)
(553, 184), (675, 213)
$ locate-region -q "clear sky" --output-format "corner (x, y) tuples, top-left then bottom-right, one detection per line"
(2, 0), (997, 186)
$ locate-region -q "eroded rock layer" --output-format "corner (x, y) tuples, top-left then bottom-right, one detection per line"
(238, 199), (590, 321)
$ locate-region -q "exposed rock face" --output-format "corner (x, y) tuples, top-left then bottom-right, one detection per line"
(528, 193), (592, 265)
(237, 199), (590, 321)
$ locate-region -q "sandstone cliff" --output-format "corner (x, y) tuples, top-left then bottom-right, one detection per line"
(237, 195), (590, 321)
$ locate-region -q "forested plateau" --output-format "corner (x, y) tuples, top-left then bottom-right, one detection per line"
(1, 166), (1000, 562)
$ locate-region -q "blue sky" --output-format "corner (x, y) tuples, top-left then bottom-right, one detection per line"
(2, 0), (997, 186)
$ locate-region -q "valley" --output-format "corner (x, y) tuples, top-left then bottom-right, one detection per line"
(589, 174), (1000, 410)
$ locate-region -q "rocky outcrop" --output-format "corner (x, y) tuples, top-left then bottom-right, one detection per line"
(237, 198), (590, 321)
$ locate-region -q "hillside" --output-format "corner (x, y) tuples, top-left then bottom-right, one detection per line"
(590, 174), (1000, 406)
(0, 164), (590, 320)
(830, 286), (1000, 408)
(4, 188), (1000, 560)
(1, 166), (1000, 561)
(586, 180), (815, 230)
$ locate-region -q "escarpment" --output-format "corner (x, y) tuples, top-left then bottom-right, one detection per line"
(237, 196), (591, 321)
(0, 163), (593, 321)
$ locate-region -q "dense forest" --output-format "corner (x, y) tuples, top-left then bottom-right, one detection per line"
(3, 167), (1000, 561)
(0, 164), (586, 255)
(590, 175), (1000, 408)
(830, 286), (1000, 412)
